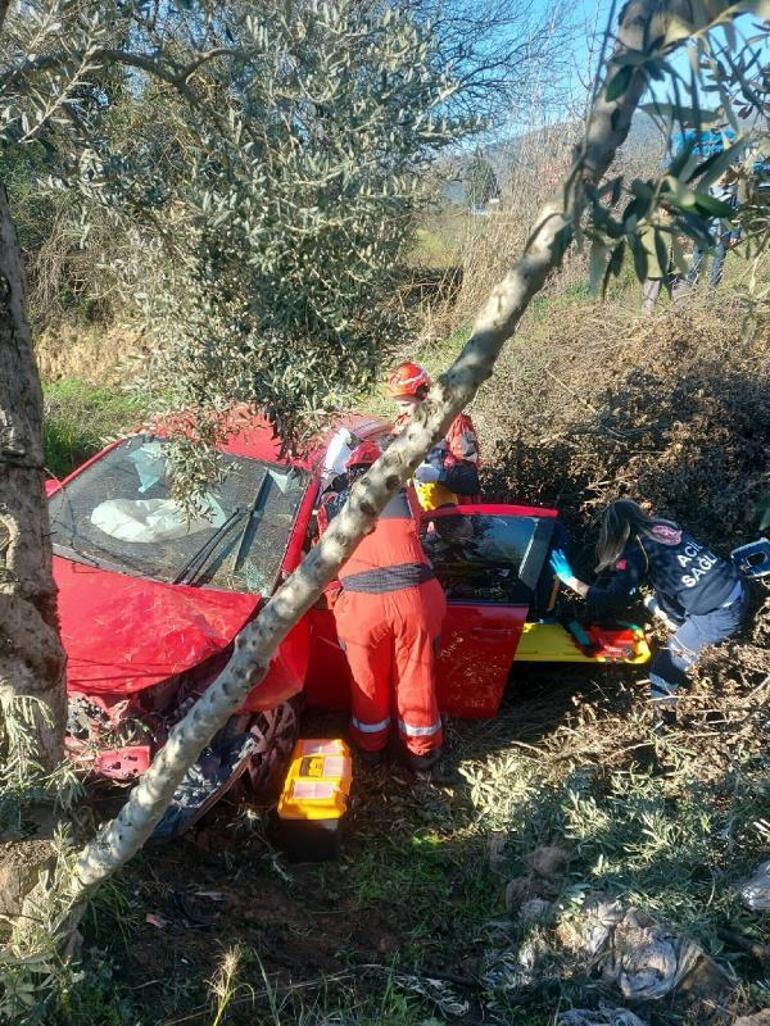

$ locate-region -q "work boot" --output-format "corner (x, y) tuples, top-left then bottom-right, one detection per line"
(356, 747), (386, 768)
(408, 750), (459, 786)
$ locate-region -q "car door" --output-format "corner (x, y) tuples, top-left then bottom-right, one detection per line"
(422, 504), (557, 719)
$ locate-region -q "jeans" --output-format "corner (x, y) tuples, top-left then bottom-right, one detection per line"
(686, 237), (727, 289)
(648, 585), (749, 706)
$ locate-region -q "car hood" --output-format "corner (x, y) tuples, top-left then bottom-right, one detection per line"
(54, 555), (260, 694)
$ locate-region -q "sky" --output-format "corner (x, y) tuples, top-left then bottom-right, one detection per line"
(505, 0), (768, 139)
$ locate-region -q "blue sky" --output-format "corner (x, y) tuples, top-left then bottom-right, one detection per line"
(509, 0), (767, 135)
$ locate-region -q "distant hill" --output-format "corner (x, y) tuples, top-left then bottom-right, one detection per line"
(443, 113), (665, 206)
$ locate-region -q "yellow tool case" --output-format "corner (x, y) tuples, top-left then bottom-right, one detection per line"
(276, 738), (353, 861)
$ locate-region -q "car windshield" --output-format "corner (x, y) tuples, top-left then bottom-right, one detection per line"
(49, 436), (309, 594)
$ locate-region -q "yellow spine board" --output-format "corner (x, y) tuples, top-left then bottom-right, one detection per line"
(277, 739), (353, 822)
(514, 621), (650, 665)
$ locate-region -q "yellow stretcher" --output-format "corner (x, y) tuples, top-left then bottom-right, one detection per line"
(514, 620), (651, 664)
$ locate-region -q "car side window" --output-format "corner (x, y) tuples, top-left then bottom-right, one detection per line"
(421, 513), (553, 605)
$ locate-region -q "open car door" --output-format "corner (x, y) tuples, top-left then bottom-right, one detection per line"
(421, 504), (559, 718)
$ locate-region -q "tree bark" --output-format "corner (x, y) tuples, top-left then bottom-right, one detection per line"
(69, 0), (721, 902)
(0, 184), (66, 770)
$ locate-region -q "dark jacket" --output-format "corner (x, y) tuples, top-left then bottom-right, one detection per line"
(586, 524), (741, 621)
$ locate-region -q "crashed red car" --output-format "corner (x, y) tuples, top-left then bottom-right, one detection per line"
(48, 413), (648, 835)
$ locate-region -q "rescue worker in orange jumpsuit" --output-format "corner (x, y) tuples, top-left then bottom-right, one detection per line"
(385, 361), (481, 511)
(320, 440), (447, 773)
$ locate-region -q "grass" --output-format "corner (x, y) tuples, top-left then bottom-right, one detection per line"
(41, 657), (767, 1026)
(42, 378), (147, 479)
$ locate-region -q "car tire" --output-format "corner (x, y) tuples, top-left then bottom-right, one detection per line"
(243, 696), (302, 799)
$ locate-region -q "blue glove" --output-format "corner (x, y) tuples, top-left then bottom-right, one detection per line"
(414, 463), (441, 484)
(550, 548), (579, 591)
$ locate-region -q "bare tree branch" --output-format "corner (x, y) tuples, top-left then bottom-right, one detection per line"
(0, 44), (243, 97)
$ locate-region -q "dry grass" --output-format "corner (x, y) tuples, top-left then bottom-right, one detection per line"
(477, 291), (769, 545)
(35, 321), (148, 387)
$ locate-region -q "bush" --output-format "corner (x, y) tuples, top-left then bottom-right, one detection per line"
(478, 295), (769, 551)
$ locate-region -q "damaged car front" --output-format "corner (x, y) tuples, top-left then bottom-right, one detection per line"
(48, 432), (313, 834)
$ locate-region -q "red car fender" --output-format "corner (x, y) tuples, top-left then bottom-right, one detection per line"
(238, 614), (311, 713)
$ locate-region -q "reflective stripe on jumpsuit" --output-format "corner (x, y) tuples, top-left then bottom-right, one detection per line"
(334, 579), (446, 756)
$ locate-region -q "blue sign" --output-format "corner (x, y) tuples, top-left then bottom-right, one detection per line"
(675, 128), (736, 157)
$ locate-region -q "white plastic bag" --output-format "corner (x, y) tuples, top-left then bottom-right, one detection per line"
(740, 860), (770, 911)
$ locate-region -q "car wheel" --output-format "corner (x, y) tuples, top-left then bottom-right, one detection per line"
(244, 696), (302, 799)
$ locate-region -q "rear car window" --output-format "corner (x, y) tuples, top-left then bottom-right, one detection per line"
(421, 513), (554, 604)
(49, 437), (308, 594)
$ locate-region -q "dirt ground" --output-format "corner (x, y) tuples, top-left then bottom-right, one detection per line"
(22, 287), (770, 1026)
(83, 672), (608, 1024)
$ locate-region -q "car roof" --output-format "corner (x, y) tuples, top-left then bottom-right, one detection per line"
(129, 405), (392, 468)
(215, 410), (392, 468)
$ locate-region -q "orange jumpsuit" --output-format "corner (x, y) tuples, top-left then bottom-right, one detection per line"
(332, 490), (447, 758)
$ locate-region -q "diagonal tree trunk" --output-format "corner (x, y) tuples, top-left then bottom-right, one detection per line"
(69, 0), (715, 905)
(0, 184), (66, 772)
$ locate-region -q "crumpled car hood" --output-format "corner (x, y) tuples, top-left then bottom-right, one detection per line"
(54, 555), (260, 694)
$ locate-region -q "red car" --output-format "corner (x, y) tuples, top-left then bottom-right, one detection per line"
(48, 413), (648, 834)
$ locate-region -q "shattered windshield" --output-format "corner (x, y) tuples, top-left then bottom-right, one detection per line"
(49, 437), (308, 594)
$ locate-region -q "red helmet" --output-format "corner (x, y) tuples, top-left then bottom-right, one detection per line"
(346, 439), (382, 469)
(385, 361), (431, 399)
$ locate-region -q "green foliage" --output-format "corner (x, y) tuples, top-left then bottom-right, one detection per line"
(1, 1), (480, 458)
(135, 1), (474, 449)
(42, 379), (146, 479)
(585, 9), (769, 319)
(0, 697), (83, 843)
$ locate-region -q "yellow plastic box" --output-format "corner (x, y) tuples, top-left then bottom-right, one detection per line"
(277, 739), (353, 861)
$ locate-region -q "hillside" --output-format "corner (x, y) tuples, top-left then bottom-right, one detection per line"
(443, 113), (665, 206)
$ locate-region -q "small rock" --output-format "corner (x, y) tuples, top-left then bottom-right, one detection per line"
(528, 844), (571, 879)
(504, 875), (537, 912)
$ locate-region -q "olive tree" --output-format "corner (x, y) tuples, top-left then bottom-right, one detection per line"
(128, 1), (477, 454)
(0, 0), (477, 777)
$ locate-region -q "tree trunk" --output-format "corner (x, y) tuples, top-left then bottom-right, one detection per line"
(68, 0), (713, 904)
(0, 184), (66, 771)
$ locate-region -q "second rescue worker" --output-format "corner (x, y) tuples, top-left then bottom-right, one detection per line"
(385, 361), (481, 511)
(319, 440), (447, 777)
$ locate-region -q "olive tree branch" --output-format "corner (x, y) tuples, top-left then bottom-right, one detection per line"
(0, 45), (244, 98)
